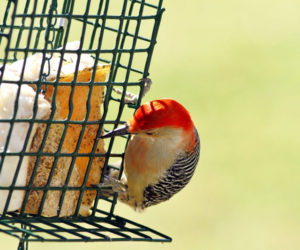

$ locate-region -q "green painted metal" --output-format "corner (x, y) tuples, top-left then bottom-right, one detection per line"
(0, 0), (170, 248)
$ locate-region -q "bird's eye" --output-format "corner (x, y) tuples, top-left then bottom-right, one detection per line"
(146, 132), (153, 135)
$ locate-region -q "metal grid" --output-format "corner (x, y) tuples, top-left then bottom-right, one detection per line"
(0, 0), (170, 247)
(0, 209), (171, 242)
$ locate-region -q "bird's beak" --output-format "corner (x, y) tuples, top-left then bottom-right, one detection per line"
(101, 123), (130, 139)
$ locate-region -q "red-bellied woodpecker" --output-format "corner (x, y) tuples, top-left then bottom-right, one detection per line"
(101, 99), (200, 210)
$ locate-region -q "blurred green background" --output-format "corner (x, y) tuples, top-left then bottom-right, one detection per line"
(2, 0), (300, 249)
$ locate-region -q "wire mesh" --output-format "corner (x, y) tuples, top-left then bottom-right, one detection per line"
(0, 0), (170, 246)
(0, 209), (171, 242)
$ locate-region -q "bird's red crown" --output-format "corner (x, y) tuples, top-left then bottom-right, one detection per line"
(128, 99), (194, 133)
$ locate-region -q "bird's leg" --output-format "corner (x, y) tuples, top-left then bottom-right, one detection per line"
(99, 175), (128, 194)
(112, 78), (152, 104)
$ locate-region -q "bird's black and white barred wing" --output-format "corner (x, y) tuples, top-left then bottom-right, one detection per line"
(143, 128), (200, 208)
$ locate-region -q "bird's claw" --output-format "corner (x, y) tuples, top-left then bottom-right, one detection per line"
(139, 77), (152, 94)
(98, 175), (127, 194)
(112, 77), (152, 105)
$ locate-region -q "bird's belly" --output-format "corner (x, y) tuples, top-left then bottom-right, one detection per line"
(124, 136), (177, 203)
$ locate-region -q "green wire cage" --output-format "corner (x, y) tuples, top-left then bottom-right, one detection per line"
(0, 0), (171, 249)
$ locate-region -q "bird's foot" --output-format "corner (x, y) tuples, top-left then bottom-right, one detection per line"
(112, 77), (152, 105)
(139, 77), (152, 98)
(98, 175), (127, 194)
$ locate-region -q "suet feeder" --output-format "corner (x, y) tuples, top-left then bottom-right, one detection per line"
(0, 0), (171, 249)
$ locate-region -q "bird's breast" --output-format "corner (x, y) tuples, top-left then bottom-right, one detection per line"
(124, 134), (180, 203)
(125, 135), (178, 176)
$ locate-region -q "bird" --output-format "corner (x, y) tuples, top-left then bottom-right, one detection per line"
(100, 98), (200, 210)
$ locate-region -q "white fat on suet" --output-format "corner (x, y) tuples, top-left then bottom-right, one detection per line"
(1, 41), (95, 82)
(0, 83), (51, 213)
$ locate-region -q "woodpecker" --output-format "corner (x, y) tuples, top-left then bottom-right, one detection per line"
(101, 99), (200, 210)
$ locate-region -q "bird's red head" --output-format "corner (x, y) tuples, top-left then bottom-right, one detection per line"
(128, 99), (194, 133)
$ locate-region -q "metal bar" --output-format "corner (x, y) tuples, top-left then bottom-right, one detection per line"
(0, 0), (18, 175)
(33, 0), (50, 50)
(6, 47), (149, 53)
(0, 119), (124, 125)
(73, 17), (152, 42)
(86, 0), (108, 217)
(0, 25), (56, 31)
(91, 0), (129, 217)
(56, 0), (93, 216)
(109, 0), (148, 216)
(36, 0), (61, 216)
(61, 221), (109, 240)
(88, 0), (104, 50)
(0, 221), (43, 240)
(80, 218), (131, 239)
(37, 219), (90, 240)
(0, 80), (142, 86)
(1, 0), (40, 216)
(73, 0), (111, 216)
(0, 227), (21, 240)
(0, 186), (100, 191)
(13, 14), (160, 20)
(104, 0), (140, 217)
(0, 0), (12, 44)
(133, 0), (160, 9)
(18, 220), (66, 240)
